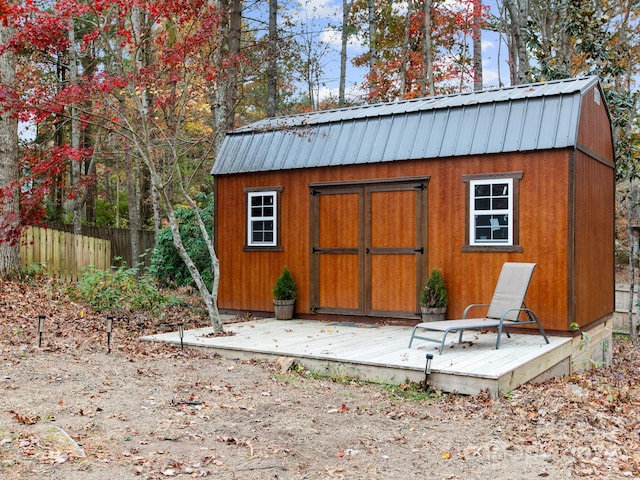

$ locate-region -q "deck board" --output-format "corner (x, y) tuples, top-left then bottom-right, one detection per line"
(142, 317), (571, 395)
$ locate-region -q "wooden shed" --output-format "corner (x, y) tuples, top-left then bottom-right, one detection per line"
(212, 76), (615, 336)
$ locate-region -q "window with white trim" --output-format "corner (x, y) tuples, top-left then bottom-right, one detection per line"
(247, 191), (277, 247)
(470, 178), (513, 246)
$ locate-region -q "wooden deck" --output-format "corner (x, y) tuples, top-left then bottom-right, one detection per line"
(141, 317), (573, 396)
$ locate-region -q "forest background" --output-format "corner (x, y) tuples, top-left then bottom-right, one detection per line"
(0, 0), (639, 332)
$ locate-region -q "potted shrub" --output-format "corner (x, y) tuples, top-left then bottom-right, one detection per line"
(273, 267), (297, 320)
(419, 269), (447, 322)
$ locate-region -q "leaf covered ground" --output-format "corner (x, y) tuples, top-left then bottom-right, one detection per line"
(1, 278), (639, 479)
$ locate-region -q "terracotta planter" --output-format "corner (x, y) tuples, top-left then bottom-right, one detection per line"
(273, 299), (296, 320)
(420, 306), (446, 322)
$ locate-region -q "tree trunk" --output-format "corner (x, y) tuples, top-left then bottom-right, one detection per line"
(266, 0), (278, 117)
(339, 0), (351, 107)
(49, 57), (66, 221)
(126, 158), (142, 268)
(399, 0), (412, 99)
(557, 0), (571, 70)
(503, 0), (530, 84)
(210, 0), (241, 153)
(225, 0), (242, 130)
(114, 82), (143, 268)
(368, 0), (377, 100)
(472, 0), (484, 91)
(69, 27), (83, 235)
(627, 174), (638, 344)
(80, 42), (98, 225)
(421, 0), (435, 97)
(154, 164), (223, 331)
(0, 14), (20, 277)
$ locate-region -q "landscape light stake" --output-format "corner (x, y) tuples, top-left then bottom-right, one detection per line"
(424, 353), (434, 392)
(106, 316), (113, 353)
(38, 315), (45, 347)
(178, 322), (184, 351)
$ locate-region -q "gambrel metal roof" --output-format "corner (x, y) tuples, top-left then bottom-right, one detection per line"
(212, 76), (603, 176)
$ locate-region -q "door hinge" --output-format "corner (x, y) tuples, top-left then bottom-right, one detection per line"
(414, 247), (424, 254)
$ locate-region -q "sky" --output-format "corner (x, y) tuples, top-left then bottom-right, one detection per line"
(285, 0), (508, 102)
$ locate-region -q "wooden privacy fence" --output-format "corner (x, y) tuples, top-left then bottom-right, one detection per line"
(46, 222), (155, 268)
(20, 227), (111, 282)
(614, 283), (639, 335)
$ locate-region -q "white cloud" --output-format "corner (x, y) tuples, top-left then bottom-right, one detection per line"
(321, 27), (365, 52)
(293, 0), (338, 22)
(481, 69), (501, 87)
(317, 82), (367, 103)
(320, 27), (340, 46)
(481, 39), (494, 52)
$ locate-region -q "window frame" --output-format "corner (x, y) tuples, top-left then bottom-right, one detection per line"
(462, 172), (523, 253)
(244, 186), (283, 251)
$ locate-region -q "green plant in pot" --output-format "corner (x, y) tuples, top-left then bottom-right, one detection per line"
(419, 269), (447, 322)
(273, 267), (297, 320)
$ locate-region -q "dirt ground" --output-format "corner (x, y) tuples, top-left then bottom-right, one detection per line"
(1, 279), (639, 479)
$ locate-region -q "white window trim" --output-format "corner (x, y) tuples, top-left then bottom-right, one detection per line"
(469, 177), (513, 246)
(247, 191), (277, 247)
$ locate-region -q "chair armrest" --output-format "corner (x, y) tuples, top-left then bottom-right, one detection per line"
(462, 303), (490, 319)
(499, 307), (535, 322)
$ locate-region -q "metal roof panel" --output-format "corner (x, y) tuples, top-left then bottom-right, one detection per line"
(212, 76), (602, 175)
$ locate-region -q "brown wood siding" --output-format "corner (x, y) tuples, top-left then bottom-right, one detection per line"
(577, 87), (615, 163)
(573, 150), (615, 328)
(215, 149), (581, 331)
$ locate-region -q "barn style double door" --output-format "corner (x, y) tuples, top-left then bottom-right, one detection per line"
(310, 178), (428, 318)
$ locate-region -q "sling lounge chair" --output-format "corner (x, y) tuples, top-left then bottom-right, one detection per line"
(408, 262), (549, 354)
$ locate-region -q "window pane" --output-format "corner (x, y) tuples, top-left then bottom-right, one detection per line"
(492, 183), (508, 196)
(475, 228), (491, 241)
(475, 198), (490, 210)
(474, 214), (509, 243)
(475, 184), (490, 197)
(475, 214), (491, 227)
(492, 197), (508, 209)
(493, 227), (508, 240)
(250, 219), (275, 244)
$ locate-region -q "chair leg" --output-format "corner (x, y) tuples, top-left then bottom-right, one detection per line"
(439, 331), (451, 354)
(408, 326), (418, 348)
(533, 315), (549, 344)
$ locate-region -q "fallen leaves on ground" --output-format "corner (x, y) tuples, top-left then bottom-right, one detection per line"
(0, 278), (639, 479)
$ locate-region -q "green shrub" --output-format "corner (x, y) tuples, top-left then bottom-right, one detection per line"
(77, 262), (171, 313)
(273, 267), (297, 300)
(8, 263), (47, 284)
(149, 194), (213, 288)
(95, 198), (129, 227)
(419, 269), (448, 308)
